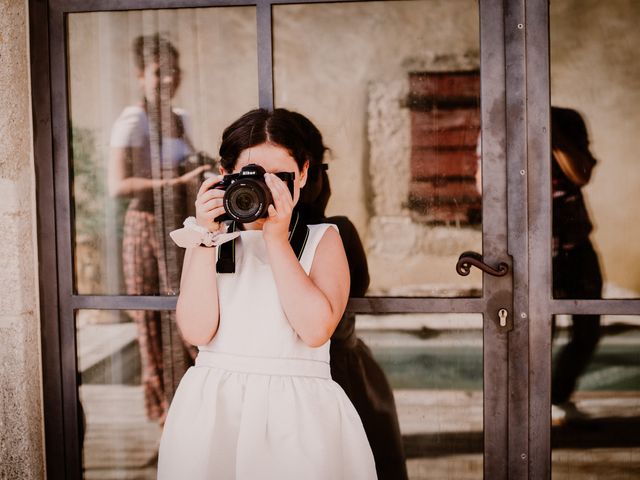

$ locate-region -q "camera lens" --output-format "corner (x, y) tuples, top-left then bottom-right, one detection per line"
(224, 180), (271, 222)
(235, 191), (255, 212)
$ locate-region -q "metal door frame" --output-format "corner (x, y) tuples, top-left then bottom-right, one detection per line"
(27, 0), (602, 478)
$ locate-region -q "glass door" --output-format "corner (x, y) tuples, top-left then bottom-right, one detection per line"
(270, 3), (512, 478)
(32, 0), (525, 478)
(529, 1), (640, 478)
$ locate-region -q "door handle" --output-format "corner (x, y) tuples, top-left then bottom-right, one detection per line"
(456, 251), (509, 277)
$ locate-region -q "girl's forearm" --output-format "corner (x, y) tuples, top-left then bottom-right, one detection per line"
(266, 238), (339, 347)
(176, 246), (220, 345)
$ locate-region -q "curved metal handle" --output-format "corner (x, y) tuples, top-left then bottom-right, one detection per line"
(456, 251), (509, 277)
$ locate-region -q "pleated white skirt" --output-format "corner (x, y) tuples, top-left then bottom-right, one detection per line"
(157, 351), (377, 479)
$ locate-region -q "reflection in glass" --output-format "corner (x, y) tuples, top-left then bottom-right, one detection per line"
(551, 315), (640, 479)
(273, 1), (482, 297)
(551, 0), (640, 299)
(549, 106), (605, 424)
(110, 32), (200, 305)
(68, 8), (258, 295)
(77, 309), (177, 478)
(357, 313), (483, 478)
(551, 2), (640, 475)
(297, 120), (409, 476)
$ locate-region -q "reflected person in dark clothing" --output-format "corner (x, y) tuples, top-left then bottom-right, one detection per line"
(550, 106), (603, 423)
(295, 113), (408, 480)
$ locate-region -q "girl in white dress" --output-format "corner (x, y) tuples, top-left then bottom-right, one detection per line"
(157, 108), (377, 479)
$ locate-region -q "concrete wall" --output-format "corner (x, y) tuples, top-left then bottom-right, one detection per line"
(0, 0), (45, 478)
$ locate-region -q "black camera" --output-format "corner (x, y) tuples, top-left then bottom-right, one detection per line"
(211, 163), (295, 223)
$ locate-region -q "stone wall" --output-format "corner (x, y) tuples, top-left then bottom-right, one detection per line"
(0, 0), (45, 478)
(367, 72), (481, 295)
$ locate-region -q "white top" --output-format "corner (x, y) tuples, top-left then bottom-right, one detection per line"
(200, 223), (338, 361)
(110, 105), (193, 168)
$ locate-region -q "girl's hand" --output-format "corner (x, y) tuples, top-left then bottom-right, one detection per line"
(195, 175), (226, 232)
(263, 173), (293, 243)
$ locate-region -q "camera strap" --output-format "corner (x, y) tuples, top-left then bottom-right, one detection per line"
(215, 221), (238, 273)
(216, 209), (309, 273)
(288, 209), (310, 261)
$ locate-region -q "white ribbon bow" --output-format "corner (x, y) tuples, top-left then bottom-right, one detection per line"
(169, 217), (240, 248)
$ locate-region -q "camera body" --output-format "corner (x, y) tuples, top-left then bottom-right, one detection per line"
(212, 163), (295, 223)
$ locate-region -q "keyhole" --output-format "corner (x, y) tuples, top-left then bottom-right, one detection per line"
(498, 309), (508, 327)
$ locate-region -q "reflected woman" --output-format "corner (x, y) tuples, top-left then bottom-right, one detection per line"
(108, 33), (209, 423)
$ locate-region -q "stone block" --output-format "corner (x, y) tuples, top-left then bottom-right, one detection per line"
(368, 79), (411, 217)
(0, 181), (37, 315)
(0, 1), (30, 181)
(0, 313), (44, 480)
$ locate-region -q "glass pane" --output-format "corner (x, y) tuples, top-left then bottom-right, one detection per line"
(273, 1), (482, 297)
(77, 309), (192, 478)
(551, 314), (640, 478)
(550, 0), (640, 299)
(68, 8), (258, 295)
(356, 313), (483, 478)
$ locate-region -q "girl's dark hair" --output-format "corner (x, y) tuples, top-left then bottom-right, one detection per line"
(219, 108), (327, 173)
(299, 168), (331, 221)
(133, 33), (179, 72)
(288, 111), (331, 219)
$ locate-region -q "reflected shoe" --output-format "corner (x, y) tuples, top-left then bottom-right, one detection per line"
(552, 401), (589, 425)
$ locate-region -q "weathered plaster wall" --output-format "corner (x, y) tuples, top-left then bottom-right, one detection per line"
(272, 1), (482, 293)
(0, 0), (45, 478)
(366, 74), (481, 295)
(551, 0), (640, 295)
(272, 0), (479, 232)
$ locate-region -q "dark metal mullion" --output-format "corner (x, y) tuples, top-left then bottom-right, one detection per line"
(347, 297), (484, 314)
(52, 0), (258, 12)
(479, 0), (510, 478)
(49, 5), (83, 479)
(72, 295), (180, 310)
(53, 0), (370, 14)
(526, 0), (552, 478)
(30, 0), (67, 478)
(504, 0), (530, 477)
(256, 1), (274, 110)
(71, 295), (485, 314)
(268, 0), (368, 3)
(551, 299), (640, 316)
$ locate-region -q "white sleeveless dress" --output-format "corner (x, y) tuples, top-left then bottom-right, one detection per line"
(157, 224), (377, 479)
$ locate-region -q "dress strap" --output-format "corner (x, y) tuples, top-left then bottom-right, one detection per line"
(299, 223), (339, 275)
